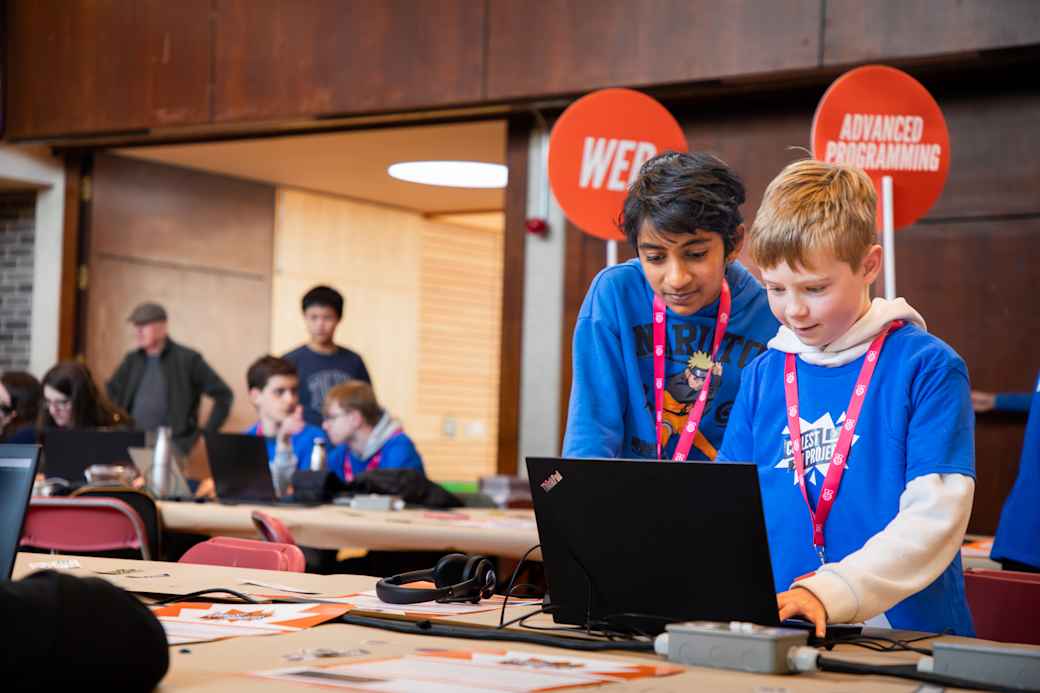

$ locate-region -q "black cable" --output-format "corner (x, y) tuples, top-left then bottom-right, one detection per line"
(341, 613), (653, 652)
(497, 605), (558, 630)
(817, 655), (1038, 693)
(498, 544), (542, 627)
(821, 634), (932, 656)
(150, 588), (262, 605)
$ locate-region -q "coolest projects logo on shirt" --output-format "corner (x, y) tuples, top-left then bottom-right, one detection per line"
(774, 412), (860, 486)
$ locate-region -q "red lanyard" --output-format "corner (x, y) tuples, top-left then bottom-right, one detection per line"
(783, 320), (903, 564)
(344, 431), (402, 481)
(343, 455), (380, 482)
(653, 279), (731, 461)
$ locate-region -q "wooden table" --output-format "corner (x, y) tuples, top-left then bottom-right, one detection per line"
(13, 553), (982, 692)
(157, 502), (542, 560)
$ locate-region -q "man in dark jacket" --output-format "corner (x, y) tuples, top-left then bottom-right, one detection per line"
(107, 302), (233, 455)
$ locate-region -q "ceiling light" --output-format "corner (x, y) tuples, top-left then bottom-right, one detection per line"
(387, 161), (507, 188)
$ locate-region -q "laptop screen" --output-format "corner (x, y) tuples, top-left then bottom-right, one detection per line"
(42, 429), (145, 483)
(204, 433), (276, 503)
(526, 457), (780, 634)
(0, 444), (41, 579)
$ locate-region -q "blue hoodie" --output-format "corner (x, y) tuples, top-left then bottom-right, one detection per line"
(991, 371), (1040, 569)
(562, 259), (779, 460)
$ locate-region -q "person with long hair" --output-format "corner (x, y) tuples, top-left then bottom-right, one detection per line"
(0, 371), (41, 443)
(38, 362), (132, 431)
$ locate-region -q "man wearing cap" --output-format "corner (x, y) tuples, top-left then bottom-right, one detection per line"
(106, 302), (233, 455)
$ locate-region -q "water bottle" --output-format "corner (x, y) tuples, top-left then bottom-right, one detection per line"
(150, 426), (174, 498)
(310, 439), (327, 472)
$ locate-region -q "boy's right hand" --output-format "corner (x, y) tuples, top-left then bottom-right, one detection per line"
(278, 405), (306, 441)
(777, 587), (828, 638)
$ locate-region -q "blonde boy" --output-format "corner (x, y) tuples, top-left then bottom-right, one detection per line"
(719, 160), (975, 636)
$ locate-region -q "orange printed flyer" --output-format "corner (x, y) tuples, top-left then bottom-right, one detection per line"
(152, 601), (352, 645)
(255, 648), (683, 691)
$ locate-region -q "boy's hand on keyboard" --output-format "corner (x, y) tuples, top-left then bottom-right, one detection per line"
(777, 587), (827, 637)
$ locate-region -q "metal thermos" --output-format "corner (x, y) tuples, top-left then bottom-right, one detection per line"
(150, 426), (174, 498)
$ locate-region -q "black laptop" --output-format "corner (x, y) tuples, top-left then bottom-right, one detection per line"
(526, 457), (780, 634)
(204, 432), (277, 503)
(0, 444), (41, 579)
(42, 429), (145, 483)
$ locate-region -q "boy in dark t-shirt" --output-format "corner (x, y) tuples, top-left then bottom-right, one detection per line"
(284, 285), (372, 427)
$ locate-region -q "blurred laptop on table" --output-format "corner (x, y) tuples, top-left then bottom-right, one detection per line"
(0, 444), (41, 578)
(42, 429), (145, 485)
(203, 432), (278, 504)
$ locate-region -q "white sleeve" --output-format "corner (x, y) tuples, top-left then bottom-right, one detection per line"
(792, 473), (974, 624)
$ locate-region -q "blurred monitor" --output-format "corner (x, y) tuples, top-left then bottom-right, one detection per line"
(0, 444), (41, 578)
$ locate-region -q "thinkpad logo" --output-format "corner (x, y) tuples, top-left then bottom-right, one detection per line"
(540, 470), (563, 493)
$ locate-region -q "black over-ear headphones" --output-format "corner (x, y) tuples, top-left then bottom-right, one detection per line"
(375, 553), (497, 605)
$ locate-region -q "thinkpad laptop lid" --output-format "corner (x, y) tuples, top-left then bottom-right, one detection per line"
(526, 457), (779, 634)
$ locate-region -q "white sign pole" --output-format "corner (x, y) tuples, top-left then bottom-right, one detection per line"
(881, 175), (896, 299)
(606, 239), (618, 267)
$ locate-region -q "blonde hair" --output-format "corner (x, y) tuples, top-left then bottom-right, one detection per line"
(324, 380), (382, 427)
(749, 159), (876, 271)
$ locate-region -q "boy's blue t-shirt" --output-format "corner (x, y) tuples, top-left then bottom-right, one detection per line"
(991, 371), (1040, 569)
(719, 324), (975, 635)
(326, 433), (426, 482)
(283, 345), (372, 427)
(562, 259), (779, 460)
(245, 422), (328, 471)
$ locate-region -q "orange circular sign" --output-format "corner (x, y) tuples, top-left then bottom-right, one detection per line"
(549, 88), (687, 241)
(811, 65), (950, 230)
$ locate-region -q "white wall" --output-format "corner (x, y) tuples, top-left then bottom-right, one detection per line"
(0, 145), (66, 377)
(518, 130), (567, 474)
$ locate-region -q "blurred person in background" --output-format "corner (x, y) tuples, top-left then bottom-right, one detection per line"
(107, 301), (233, 456)
(0, 371), (41, 443)
(39, 362), (131, 432)
(284, 286), (371, 427)
(323, 380), (424, 482)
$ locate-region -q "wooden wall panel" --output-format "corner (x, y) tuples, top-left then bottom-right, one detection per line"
(925, 80), (1040, 219)
(271, 188), (504, 482)
(896, 218), (1040, 534)
(92, 154), (275, 275)
(5, 0), (211, 138)
(213, 0), (485, 124)
(486, 0), (821, 101)
(417, 223), (503, 481)
(823, 0), (1040, 66)
(86, 154), (275, 434)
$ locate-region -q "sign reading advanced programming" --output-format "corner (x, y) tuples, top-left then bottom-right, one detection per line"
(549, 88), (687, 241)
(811, 65), (950, 229)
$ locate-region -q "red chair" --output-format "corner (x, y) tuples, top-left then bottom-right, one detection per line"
(964, 569), (1040, 644)
(20, 497), (152, 560)
(179, 536), (306, 572)
(251, 510), (297, 545)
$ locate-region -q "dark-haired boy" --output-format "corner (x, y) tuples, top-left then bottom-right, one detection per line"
(245, 356), (327, 495)
(284, 285), (372, 427)
(562, 151), (779, 460)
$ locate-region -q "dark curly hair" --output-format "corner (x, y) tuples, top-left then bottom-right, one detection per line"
(619, 151), (746, 256)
